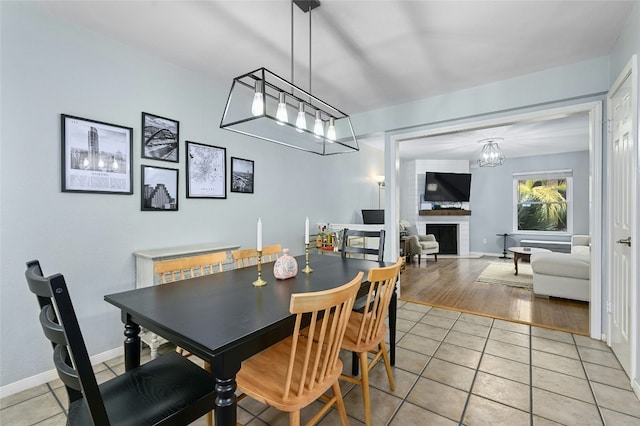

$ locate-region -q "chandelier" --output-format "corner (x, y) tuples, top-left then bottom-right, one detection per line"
(220, 1), (359, 156)
(477, 137), (506, 167)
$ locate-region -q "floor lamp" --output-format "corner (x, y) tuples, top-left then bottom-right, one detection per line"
(375, 176), (385, 208)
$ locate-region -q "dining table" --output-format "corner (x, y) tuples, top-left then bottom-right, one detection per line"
(104, 253), (397, 426)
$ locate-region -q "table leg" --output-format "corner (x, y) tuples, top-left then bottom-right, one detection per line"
(212, 355), (240, 426)
(513, 253), (519, 276)
(389, 286), (397, 366)
(123, 315), (141, 371)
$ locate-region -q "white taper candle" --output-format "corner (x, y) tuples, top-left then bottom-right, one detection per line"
(305, 217), (309, 244)
(257, 217), (263, 251)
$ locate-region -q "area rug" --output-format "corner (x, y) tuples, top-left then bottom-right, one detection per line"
(476, 261), (533, 289)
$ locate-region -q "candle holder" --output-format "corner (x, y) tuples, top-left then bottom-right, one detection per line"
(302, 243), (313, 274)
(252, 250), (268, 287)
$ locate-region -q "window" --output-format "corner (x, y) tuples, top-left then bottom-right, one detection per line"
(513, 170), (572, 234)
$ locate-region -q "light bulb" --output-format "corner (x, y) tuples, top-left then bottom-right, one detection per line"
(276, 92), (288, 125)
(326, 117), (336, 141)
(251, 80), (264, 116)
(112, 160), (119, 170)
(83, 158), (89, 167)
(295, 102), (306, 133)
(98, 159), (104, 168)
(313, 110), (324, 138)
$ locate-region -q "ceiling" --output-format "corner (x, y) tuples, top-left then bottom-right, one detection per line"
(29, 0), (633, 160)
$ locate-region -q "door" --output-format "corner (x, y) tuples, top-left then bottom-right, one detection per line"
(607, 56), (637, 376)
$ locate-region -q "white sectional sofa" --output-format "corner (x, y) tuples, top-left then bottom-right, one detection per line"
(530, 235), (590, 302)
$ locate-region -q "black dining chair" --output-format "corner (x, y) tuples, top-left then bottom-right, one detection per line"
(340, 228), (386, 262)
(25, 260), (217, 426)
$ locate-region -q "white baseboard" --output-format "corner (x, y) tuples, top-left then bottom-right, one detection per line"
(0, 347), (123, 399)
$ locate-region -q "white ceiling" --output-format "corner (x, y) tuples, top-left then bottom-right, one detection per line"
(29, 0), (633, 159)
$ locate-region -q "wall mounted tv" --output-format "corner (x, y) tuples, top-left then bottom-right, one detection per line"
(424, 172), (472, 202)
(362, 209), (384, 224)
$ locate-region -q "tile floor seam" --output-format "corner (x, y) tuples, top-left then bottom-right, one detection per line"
(573, 333), (607, 425)
(385, 310), (459, 425)
(47, 381), (67, 418)
(529, 324), (534, 426)
(455, 314), (493, 425)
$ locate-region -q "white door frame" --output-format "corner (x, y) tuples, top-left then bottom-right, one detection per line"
(385, 101), (604, 338)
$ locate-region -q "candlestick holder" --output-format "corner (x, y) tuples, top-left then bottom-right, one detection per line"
(252, 251), (268, 286)
(302, 243), (313, 274)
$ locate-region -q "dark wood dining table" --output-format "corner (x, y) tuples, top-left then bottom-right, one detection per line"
(104, 254), (396, 426)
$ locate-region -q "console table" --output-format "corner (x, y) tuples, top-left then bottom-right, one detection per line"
(133, 242), (240, 357)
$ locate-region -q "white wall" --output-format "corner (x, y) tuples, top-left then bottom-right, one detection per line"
(0, 3), (383, 389)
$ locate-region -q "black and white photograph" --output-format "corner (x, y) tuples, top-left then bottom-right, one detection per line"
(186, 142), (227, 198)
(142, 112), (179, 162)
(61, 114), (133, 194)
(141, 165), (178, 211)
(231, 157), (254, 194)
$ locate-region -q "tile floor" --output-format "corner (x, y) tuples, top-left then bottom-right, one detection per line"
(3, 301), (640, 425)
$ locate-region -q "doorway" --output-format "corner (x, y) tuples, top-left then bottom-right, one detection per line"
(386, 101), (603, 339)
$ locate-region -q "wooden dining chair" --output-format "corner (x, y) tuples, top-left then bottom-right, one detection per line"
(154, 251), (228, 283)
(236, 271), (364, 426)
(339, 258), (402, 426)
(261, 243), (283, 262)
(232, 244), (282, 268)
(24, 260), (217, 426)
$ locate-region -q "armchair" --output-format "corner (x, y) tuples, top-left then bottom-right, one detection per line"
(406, 232), (439, 265)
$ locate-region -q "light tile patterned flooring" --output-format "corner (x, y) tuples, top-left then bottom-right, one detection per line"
(3, 301), (640, 425)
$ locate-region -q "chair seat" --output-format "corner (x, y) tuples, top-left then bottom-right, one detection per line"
(68, 352), (216, 425)
(237, 334), (344, 412)
(340, 312), (387, 354)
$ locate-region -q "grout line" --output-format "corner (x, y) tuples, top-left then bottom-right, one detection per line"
(574, 333), (607, 425)
(46, 382), (67, 417)
(529, 325), (534, 426)
(457, 315), (494, 425)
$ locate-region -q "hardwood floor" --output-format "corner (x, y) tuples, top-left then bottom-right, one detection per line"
(399, 256), (590, 335)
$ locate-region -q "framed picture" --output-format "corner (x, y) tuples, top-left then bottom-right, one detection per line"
(142, 112), (179, 162)
(61, 114), (133, 194)
(230, 157), (254, 194)
(186, 141), (226, 199)
(141, 165), (179, 211)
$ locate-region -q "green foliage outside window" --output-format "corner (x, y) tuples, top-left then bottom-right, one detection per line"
(517, 179), (567, 231)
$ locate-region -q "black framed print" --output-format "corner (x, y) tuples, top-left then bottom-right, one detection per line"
(141, 165), (178, 211)
(230, 157), (254, 194)
(186, 141), (227, 199)
(61, 114), (133, 194)
(142, 112), (179, 162)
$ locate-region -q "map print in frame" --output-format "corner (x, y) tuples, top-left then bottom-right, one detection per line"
(186, 141), (226, 199)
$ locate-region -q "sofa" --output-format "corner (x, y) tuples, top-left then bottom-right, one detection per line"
(530, 235), (590, 301)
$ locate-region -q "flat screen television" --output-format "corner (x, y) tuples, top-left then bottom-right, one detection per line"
(362, 209), (384, 224)
(424, 172), (472, 202)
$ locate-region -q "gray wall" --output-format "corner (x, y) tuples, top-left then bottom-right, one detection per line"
(469, 151), (590, 254)
(0, 3), (383, 387)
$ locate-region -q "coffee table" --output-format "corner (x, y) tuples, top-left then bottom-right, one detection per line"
(508, 246), (551, 275)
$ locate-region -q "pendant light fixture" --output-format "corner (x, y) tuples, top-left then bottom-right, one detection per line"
(220, 0), (358, 155)
(477, 137), (506, 167)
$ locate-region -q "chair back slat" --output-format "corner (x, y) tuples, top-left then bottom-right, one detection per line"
(25, 262), (110, 423)
(341, 228), (385, 262)
(40, 304), (66, 346)
(284, 271), (362, 399)
(355, 258), (402, 347)
(261, 244), (282, 263)
(155, 251), (228, 283)
(232, 248), (259, 268)
(53, 344), (82, 391)
(232, 244), (282, 268)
